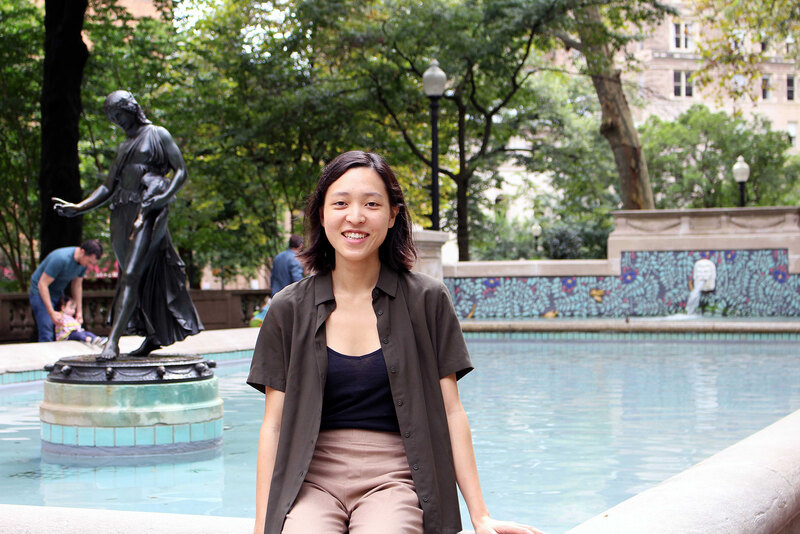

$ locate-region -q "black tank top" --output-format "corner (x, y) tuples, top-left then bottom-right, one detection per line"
(320, 347), (400, 433)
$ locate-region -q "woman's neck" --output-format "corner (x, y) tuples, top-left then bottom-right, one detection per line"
(330, 256), (381, 296)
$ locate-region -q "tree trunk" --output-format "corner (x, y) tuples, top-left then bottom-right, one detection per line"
(39, 0), (88, 260)
(589, 69), (655, 209)
(576, 6), (655, 210)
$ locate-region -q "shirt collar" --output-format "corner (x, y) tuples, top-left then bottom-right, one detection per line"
(375, 263), (398, 298)
(313, 264), (399, 305)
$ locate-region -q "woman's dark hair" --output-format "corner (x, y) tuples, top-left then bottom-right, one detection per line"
(299, 151), (416, 274)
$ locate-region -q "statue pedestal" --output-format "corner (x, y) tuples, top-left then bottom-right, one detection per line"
(40, 354), (223, 459)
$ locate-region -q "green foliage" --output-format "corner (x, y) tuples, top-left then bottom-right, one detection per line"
(641, 105), (800, 208)
(541, 224), (583, 260)
(168, 0), (388, 275)
(0, 1), (43, 291)
(471, 214), (541, 261)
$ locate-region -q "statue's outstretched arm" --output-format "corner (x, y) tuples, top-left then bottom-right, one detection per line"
(53, 157), (119, 218)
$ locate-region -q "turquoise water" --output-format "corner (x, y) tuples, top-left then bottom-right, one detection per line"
(1, 339), (800, 533)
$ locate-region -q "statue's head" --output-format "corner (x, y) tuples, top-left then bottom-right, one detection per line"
(103, 90), (151, 126)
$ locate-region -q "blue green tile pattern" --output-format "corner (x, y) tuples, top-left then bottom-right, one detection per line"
(0, 369), (48, 385)
(41, 418), (223, 447)
(446, 249), (800, 318)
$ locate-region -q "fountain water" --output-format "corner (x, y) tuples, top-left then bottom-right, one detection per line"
(684, 279), (707, 316)
(685, 259), (716, 316)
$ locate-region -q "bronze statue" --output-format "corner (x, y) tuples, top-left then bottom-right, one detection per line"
(54, 90), (202, 360)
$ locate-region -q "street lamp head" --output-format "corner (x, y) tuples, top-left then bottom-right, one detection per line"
(423, 59), (447, 97)
(532, 222), (542, 238)
(732, 155), (750, 183)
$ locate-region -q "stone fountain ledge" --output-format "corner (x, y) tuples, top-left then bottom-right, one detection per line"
(565, 407), (800, 534)
(461, 318), (800, 333)
(0, 504), (252, 534)
(0, 327), (259, 380)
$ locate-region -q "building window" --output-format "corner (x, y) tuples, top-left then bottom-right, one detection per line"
(674, 71), (693, 97)
(788, 75), (795, 101)
(672, 22), (693, 50)
(788, 122), (797, 147)
(762, 75), (772, 100)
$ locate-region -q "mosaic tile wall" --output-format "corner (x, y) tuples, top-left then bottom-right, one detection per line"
(445, 249), (800, 318)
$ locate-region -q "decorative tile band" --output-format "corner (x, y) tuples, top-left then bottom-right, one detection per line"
(446, 249), (800, 319)
(41, 418), (223, 448)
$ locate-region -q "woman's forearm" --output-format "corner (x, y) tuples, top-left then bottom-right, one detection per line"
(254, 387), (284, 534)
(441, 375), (490, 525)
(447, 398), (490, 524)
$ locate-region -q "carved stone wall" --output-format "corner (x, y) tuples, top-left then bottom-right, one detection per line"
(608, 207), (800, 274)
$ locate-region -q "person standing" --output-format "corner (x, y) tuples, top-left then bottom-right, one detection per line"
(269, 235), (304, 296)
(29, 240), (103, 342)
(249, 151), (541, 534)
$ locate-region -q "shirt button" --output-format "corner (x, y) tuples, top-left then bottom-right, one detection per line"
(422, 496), (429, 503)
(377, 310), (384, 316)
(412, 464), (419, 470)
(396, 399), (404, 406)
(389, 366), (397, 374)
(403, 431), (410, 438)
(382, 337), (389, 344)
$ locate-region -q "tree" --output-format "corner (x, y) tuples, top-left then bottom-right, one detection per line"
(164, 0), (405, 277)
(0, 1), (43, 291)
(549, 2), (674, 211)
(317, 0), (597, 261)
(473, 72), (619, 260)
(39, 0), (88, 260)
(641, 104), (800, 208)
(693, 0), (800, 100)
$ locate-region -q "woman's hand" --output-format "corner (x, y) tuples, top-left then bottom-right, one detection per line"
(52, 197), (80, 218)
(474, 516), (546, 534)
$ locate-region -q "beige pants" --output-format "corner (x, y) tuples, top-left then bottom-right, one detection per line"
(282, 429), (423, 534)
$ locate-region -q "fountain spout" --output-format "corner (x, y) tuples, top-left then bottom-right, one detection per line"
(686, 259), (717, 316)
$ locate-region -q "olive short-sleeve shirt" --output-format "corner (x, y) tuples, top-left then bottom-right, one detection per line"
(247, 265), (473, 534)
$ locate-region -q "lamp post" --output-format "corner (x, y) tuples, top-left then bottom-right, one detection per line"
(423, 59), (446, 230)
(532, 222), (542, 255)
(732, 155), (750, 207)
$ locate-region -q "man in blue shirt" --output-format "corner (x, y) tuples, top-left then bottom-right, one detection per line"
(270, 235), (304, 296)
(29, 240), (103, 342)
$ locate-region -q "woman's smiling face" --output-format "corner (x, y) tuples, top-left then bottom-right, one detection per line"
(321, 166), (398, 268)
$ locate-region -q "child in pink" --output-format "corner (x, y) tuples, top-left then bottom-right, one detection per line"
(55, 297), (105, 345)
